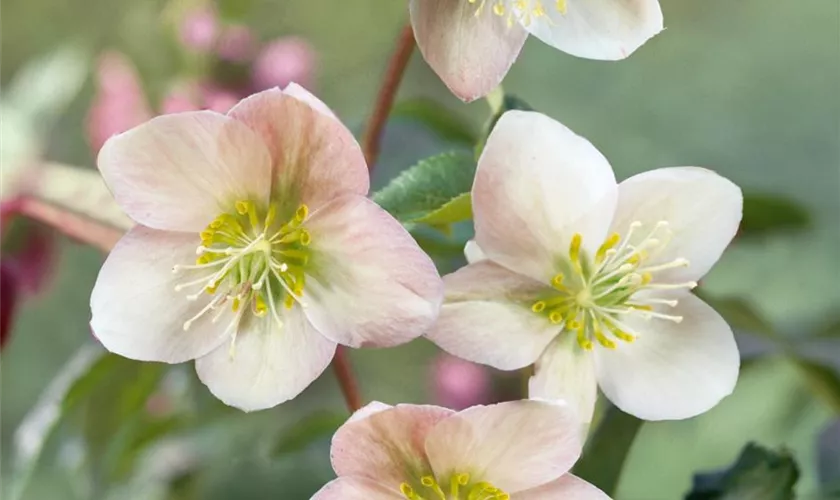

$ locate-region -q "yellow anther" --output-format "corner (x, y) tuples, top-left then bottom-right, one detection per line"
(569, 233), (582, 264)
(200, 229), (215, 241)
(420, 475), (446, 499)
(451, 473), (470, 497)
(492, 1), (504, 15)
(206, 283), (218, 294)
(400, 483), (420, 500)
(232, 297), (241, 312)
(283, 294), (294, 309)
(531, 301), (546, 313)
(612, 329), (636, 343)
(254, 295), (268, 317)
(264, 204), (277, 228)
(196, 254), (212, 265)
(594, 326), (617, 349)
(631, 304), (653, 312)
(549, 310), (563, 324)
(299, 229), (311, 246)
(595, 232), (620, 264)
(209, 218), (223, 229)
(556, 0), (567, 14)
(295, 204), (309, 222)
(551, 273), (566, 290)
(573, 319), (592, 350)
(641, 272), (653, 285)
(235, 200), (251, 215)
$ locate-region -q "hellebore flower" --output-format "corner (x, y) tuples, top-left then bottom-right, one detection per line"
(427, 110), (741, 422)
(90, 85), (443, 411)
(409, 0), (663, 102)
(312, 400), (609, 499)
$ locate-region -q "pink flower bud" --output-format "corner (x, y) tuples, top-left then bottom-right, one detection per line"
(179, 8), (218, 53)
(216, 25), (256, 63)
(251, 37), (315, 91)
(432, 353), (491, 410)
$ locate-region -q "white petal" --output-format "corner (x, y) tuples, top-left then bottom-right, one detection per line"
(281, 82), (337, 119)
(425, 400), (582, 493)
(523, 0), (663, 61)
(530, 335), (598, 426)
(513, 474), (610, 500)
(312, 478), (403, 500)
(463, 239), (487, 264)
(425, 261), (559, 371)
(90, 226), (232, 363)
(194, 305), (336, 411)
(98, 111), (272, 232)
(594, 293), (739, 420)
(473, 110), (617, 282)
(608, 166), (743, 283)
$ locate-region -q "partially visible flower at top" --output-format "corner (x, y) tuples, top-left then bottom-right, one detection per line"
(179, 6), (218, 53)
(409, 0), (663, 101)
(432, 353), (492, 410)
(251, 37), (316, 91)
(90, 85), (443, 411)
(312, 400), (609, 499)
(426, 110), (741, 422)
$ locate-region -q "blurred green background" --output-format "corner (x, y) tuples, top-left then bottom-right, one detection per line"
(2, 0), (839, 498)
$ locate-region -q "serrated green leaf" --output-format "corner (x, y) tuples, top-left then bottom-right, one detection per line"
(685, 443), (800, 500)
(413, 192), (472, 226)
(740, 193), (810, 237)
(271, 411), (346, 456)
(572, 406), (643, 495)
(392, 98), (477, 145)
(372, 152), (476, 225)
(475, 94), (533, 158)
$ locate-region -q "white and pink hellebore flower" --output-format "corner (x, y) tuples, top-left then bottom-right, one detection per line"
(90, 85), (443, 411)
(427, 110), (742, 422)
(409, 0), (663, 101)
(313, 400), (610, 499)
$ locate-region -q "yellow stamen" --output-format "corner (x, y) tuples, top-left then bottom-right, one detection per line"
(549, 310), (563, 324)
(595, 232), (620, 264)
(556, 0), (566, 14)
(551, 273), (566, 290)
(569, 233), (582, 265)
(531, 301), (546, 313)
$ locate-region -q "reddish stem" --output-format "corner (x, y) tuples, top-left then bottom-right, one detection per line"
(332, 346), (363, 413)
(17, 196), (123, 253)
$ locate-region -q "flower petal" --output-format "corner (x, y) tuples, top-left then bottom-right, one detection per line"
(90, 226), (232, 363)
(529, 335), (598, 426)
(282, 82), (336, 119)
(409, 0), (527, 102)
(426, 261), (559, 370)
(608, 166), (743, 283)
(523, 0), (663, 61)
(425, 400), (582, 493)
(473, 110), (617, 282)
(194, 305), (336, 411)
(594, 293), (739, 420)
(98, 111), (272, 232)
(312, 477), (403, 500)
(301, 195), (443, 348)
(513, 474), (610, 500)
(463, 239), (487, 264)
(227, 88), (368, 211)
(331, 404), (454, 485)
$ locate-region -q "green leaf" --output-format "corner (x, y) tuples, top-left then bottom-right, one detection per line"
(572, 406), (643, 495)
(271, 411), (347, 456)
(475, 94), (533, 158)
(795, 360), (840, 415)
(372, 152), (476, 225)
(392, 98), (477, 145)
(685, 443), (800, 500)
(740, 193), (810, 238)
(695, 293), (775, 337)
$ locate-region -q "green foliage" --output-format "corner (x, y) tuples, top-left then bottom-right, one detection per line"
(392, 98), (477, 145)
(572, 406), (643, 495)
(740, 193), (810, 238)
(685, 443), (800, 500)
(372, 152), (476, 226)
(271, 411), (346, 456)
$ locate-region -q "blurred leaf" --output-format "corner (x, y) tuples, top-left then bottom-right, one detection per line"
(271, 411), (346, 457)
(814, 317), (840, 339)
(475, 93), (533, 158)
(372, 152), (476, 225)
(392, 98), (477, 145)
(740, 193), (810, 238)
(696, 293), (775, 337)
(217, 0), (252, 21)
(795, 360), (840, 415)
(413, 192), (472, 226)
(685, 443), (799, 500)
(572, 406), (643, 495)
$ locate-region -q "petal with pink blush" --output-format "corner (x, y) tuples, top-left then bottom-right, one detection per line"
(302, 195), (443, 348)
(348, 401), (393, 424)
(282, 82), (336, 119)
(425, 400), (582, 493)
(425, 261), (558, 371)
(331, 404), (454, 486)
(90, 226), (233, 363)
(523, 0), (663, 61)
(409, 0), (527, 102)
(473, 111), (617, 282)
(530, 335), (598, 426)
(194, 305), (336, 412)
(513, 474), (611, 500)
(227, 88), (368, 210)
(97, 111), (272, 232)
(312, 477), (403, 500)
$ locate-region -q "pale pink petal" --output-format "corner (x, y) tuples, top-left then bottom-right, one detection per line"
(331, 404), (454, 485)
(348, 401), (393, 424)
(409, 0), (528, 102)
(312, 477), (403, 500)
(282, 82), (336, 119)
(90, 226), (232, 363)
(227, 88), (368, 210)
(425, 400), (582, 493)
(473, 111), (617, 282)
(608, 166), (743, 283)
(425, 261), (558, 371)
(194, 305), (336, 411)
(463, 239), (486, 264)
(301, 195), (442, 348)
(98, 111), (273, 232)
(530, 335), (598, 426)
(513, 474), (611, 500)
(523, 0), (663, 61)
(594, 293), (739, 420)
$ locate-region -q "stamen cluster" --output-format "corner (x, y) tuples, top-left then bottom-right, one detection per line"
(467, 0), (566, 27)
(401, 473), (509, 500)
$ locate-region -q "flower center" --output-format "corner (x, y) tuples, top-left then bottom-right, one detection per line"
(467, 0), (566, 27)
(530, 221), (696, 351)
(400, 473), (509, 500)
(171, 200), (312, 356)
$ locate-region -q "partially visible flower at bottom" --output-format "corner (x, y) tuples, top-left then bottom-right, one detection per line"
(313, 400), (609, 499)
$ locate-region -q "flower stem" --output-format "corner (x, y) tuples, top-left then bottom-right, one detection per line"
(361, 24), (416, 170)
(331, 346), (363, 412)
(17, 196), (122, 253)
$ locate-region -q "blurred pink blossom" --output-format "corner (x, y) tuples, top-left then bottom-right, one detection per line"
(252, 37), (315, 91)
(179, 7), (218, 53)
(160, 86), (201, 115)
(201, 85), (240, 113)
(432, 353), (491, 410)
(216, 25), (257, 63)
